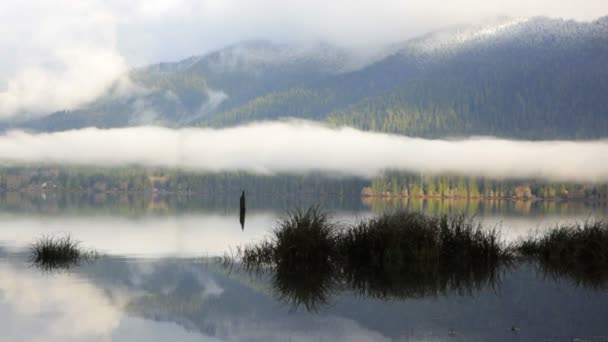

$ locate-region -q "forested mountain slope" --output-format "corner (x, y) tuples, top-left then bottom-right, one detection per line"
(11, 16), (608, 139)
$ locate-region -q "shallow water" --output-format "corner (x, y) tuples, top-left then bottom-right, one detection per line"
(1, 193), (607, 341)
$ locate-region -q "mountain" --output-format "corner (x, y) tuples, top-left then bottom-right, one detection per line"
(11, 41), (353, 131)
(11, 16), (608, 139)
(325, 16), (608, 138)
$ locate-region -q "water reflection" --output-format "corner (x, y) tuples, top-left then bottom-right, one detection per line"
(0, 194), (608, 340)
(2, 252), (608, 341)
(2, 191), (606, 219)
(363, 197), (608, 217)
(264, 260), (507, 312)
(0, 191), (367, 216)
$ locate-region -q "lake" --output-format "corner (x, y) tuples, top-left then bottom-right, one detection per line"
(1, 192), (608, 341)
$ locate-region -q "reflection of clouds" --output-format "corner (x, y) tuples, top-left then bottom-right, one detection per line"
(0, 256), (401, 342)
(0, 263), (121, 341)
(127, 261), (158, 287)
(110, 260), (390, 341)
(205, 315), (391, 342)
(0, 261), (227, 342)
(192, 269), (224, 299)
(113, 316), (218, 342)
(125, 262), (224, 300)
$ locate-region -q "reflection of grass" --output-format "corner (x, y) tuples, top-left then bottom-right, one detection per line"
(242, 208), (510, 309)
(517, 220), (608, 288)
(30, 234), (97, 272)
(272, 260), (337, 312)
(241, 207), (339, 311)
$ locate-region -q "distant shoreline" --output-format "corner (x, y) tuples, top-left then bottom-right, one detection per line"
(4, 188), (608, 203)
(362, 194), (608, 203)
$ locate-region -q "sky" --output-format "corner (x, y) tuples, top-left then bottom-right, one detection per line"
(0, 0), (607, 119)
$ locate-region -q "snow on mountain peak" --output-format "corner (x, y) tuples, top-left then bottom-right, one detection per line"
(404, 17), (530, 54)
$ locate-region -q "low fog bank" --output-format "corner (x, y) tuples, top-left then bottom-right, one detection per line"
(0, 121), (606, 182)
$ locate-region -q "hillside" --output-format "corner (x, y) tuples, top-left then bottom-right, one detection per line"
(10, 16), (608, 139)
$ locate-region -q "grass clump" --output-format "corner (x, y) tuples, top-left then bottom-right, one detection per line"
(337, 212), (508, 298)
(242, 207), (608, 309)
(338, 212), (505, 270)
(516, 220), (608, 287)
(242, 206), (338, 270)
(242, 207), (510, 308)
(30, 234), (97, 272)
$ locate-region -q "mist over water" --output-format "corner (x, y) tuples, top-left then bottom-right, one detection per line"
(0, 121), (607, 182)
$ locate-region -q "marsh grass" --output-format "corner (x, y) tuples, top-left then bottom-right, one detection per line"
(242, 208), (510, 308)
(242, 206), (338, 269)
(338, 213), (507, 269)
(516, 220), (608, 288)
(241, 207), (608, 309)
(240, 207), (340, 311)
(30, 234), (97, 272)
(337, 212), (509, 298)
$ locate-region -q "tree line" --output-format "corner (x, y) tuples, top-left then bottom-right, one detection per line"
(0, 167), (606, 201)
(366, 171), (608, 200)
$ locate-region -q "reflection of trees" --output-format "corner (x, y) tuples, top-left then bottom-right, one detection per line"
(364, 197), (608, 218)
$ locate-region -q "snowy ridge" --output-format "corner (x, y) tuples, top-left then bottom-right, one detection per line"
(402, 17), (530, 54)
(194, 40), (353, 74)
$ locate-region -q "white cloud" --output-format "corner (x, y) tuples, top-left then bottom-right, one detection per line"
(0, 48), (126, 118)
(0, 1), (127, 119)
(0, 121), (606, 182)
(111, 0), (608, 64)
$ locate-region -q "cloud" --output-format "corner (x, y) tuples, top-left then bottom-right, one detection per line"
(111, 0), (608, 65)
(0, 121), (605, 182)
(0, 1), (127, 120)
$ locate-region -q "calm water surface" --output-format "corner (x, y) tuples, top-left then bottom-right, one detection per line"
(1, 192), (608, 341)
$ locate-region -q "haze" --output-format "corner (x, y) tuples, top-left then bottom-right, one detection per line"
(0, 121), (606, 182)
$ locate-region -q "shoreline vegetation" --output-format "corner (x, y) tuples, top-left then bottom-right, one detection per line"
(7, 188), (608, 203)
(0, 166), (605, 201)
(361, 193), (608, 202)
(238, 207), (608, 309)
